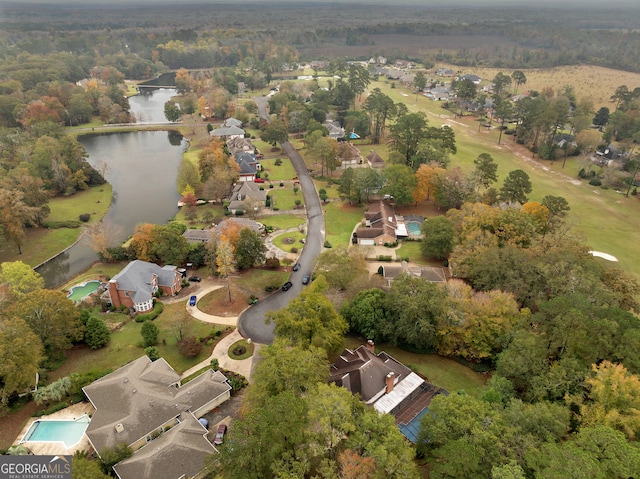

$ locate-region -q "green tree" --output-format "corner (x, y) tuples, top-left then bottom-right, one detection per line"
(420, 215), (455, 260)
(72, 455), (111, 479)
(382, 274), (448, 350)
(0, 317), (43, 405)
(388, 112), (429, 167)
(150, 223), (190, 266)
(85, 314), (110, 349)
(310, 136), (339, 177)
(511, 70), (527, 95)
(0, 188), (41, 254)
(340, 288), (387, 342)
(244, 338), (328, 409)
(234, 227), (267, 269)
(493, 72), (511, 95)
(98, 443), (133, 476)
(315, 246), (370, 293)
(593, 107), (610, 129)
(414, 71), (427, 92)
(0, 261), (44, 303)
(261, 118), (289, 147)
(381, 164), (417, 206)
(363, 88), (397, 144)
(500, 169), (532, 204)
(6, 289), (83, 353)
(164, 101), (181, 122)
(472, 153), (498, 191)
(267, 275), (347, 354)
(451, 78), (477, 117)
(141, 320), (159, 347)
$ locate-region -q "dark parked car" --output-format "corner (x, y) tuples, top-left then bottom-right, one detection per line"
(302, 275), (310, 285)
(292, 262), (301, 271)
(214, 424), (227, 445)
(282, 281), (293, 291)
(189, 295), (197, 306)
(188, 276), (201, 282)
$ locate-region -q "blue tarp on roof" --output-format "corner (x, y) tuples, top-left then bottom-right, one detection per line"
(398, 407), (430, 443)
(349, 132), (360, 139)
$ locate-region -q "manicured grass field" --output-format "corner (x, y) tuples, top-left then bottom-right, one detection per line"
(173, 203), (225, 227)
(260, 157), (297, 181)
(269, 187), (303, 210)
(46, 184), (112, 224)
(273, 231), (306, 253)
(323, 202), (365, 248)
(260, 213), (306, 230)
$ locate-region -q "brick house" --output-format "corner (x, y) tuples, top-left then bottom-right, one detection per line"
(355, 200), (398, 246)
(107, 260), (182, 312)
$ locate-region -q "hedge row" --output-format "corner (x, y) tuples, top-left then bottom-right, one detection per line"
(134, 302), (164, 323)
(43, 220), (81, 229)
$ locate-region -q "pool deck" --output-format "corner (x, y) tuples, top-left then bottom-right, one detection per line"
(13, 402), (95, 456)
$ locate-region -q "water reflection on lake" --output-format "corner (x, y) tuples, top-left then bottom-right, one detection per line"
(128, 88), (177, 123)
(36, 130), (185, 288)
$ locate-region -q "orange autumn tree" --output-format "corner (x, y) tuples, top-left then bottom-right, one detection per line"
(129, 223), (157, 262)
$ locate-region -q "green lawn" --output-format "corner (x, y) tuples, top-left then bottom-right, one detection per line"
(395, 241), (427, 264)
(47, 184), (112, 224)
(260, 157), (297, 181)
(269, 187), (304, 210)
(273, 230), (306, 253)
(59, 262), (127, 291)
(343, 336), (486, 396)
(51, 301), (225, 380)
(173, 203), (225, 227)
(323, 202), (365, 248)
(260, 213), (306, 230)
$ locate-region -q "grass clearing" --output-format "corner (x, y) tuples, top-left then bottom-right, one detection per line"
(269, 187), (304, 210)
(260, 213), (306, 230)
(324, 202), (365, 248)
(273, 231), (306, 252)
(343, 336), (486, 396)
(47, 185), (112, 224)
(260, 157), (297, 181)
(50, 301), (225, 379)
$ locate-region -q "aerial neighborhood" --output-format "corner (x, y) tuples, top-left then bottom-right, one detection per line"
(2, 2), (640, 479)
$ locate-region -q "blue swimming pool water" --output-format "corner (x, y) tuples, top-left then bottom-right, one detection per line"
(22, 416), (90, 448)
(407, 222), (422, 235)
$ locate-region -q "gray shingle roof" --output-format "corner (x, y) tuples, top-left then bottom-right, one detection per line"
(210, 125), (245, 137)
(84, 357), (231, 456)
(113, 413), (216, 479)
(110, 260), (179, 305)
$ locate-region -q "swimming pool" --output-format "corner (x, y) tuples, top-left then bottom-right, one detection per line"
(406, 221), (422, 236)
(67, 280), (101, 302)
(21, 415), (90, 449)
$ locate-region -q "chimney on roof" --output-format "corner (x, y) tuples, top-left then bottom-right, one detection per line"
(385, 372), (395, 394)
(366, 340), (375, 353)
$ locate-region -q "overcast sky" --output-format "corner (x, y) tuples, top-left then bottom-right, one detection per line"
(2, 0), (640, 7)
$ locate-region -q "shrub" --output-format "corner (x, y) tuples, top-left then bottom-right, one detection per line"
(324, 240), (332, 248)
(145, 346), (160, 361)
(589, 178), (602, 186)
(141, 320), (159, 347)
(210, 358), (219, 371)
(235, 210), (244, 216)
(279, 182), (284, 187)
(274, 158), (283, 166)
(134, 302), (163, 323)
(291, 247), (298, 253)
(269, 184), (274, 188)
(632, 187), (638, 196)
(273, 207), (279, 211)
(377, 265), (384, 275)
(85, 315), (110, 349)
(178, 336), (203, 357)
(265, 257), (280, 269)
(42, 220), (81, 229)
(377, 255), (393, 261)
(79, 213), (90, 222)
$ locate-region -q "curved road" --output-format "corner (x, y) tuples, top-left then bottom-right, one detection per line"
(237, 96), (326, 344)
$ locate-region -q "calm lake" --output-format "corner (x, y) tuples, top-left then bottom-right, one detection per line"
(36, 90), (184, 288)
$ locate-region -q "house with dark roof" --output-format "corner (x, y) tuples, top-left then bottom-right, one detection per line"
(210, 121), (245, 140)
(107, 260), (182, 312)
(436, 68), (455, 77)
(83, 356), (231, 479)
(355, 200), (398, 246)
(227, 181), (266, 214)
(330, 341), (447, 442)
(459, 74), (482, 84)
(235, 151), (260, 182)
(424, 86), (451, 101)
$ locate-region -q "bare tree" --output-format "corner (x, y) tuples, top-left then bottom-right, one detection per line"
(81, 219), (123, 259)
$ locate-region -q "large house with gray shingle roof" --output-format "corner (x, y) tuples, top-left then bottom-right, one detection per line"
(355, 200), (398, 246)
(107, 260), (182, 312)
(83, 356), (232, 479)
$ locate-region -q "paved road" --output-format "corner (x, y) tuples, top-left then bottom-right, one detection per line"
(237, 97), (326, 344)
